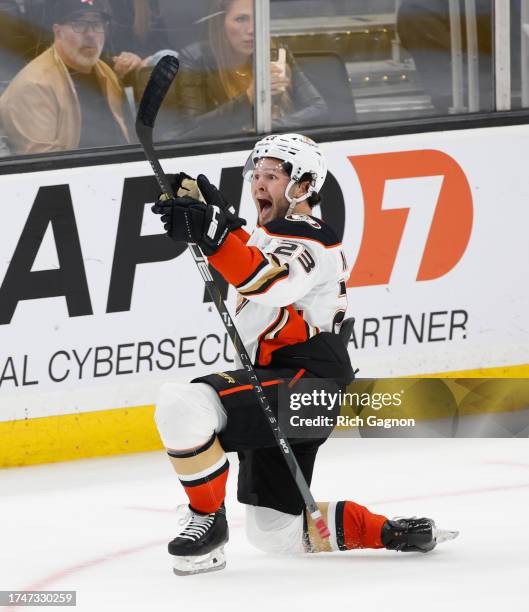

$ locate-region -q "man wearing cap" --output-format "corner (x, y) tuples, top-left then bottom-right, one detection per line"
(0, 0), (130, 154)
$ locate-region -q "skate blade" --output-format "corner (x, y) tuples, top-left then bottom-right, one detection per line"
(434, 528), (459, 545)
(172, 546), (226, 576)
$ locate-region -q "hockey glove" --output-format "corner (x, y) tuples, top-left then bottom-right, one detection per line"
(151, 196), (229, 256)
(196, 174), (246, 231)
(167, 172), (205, 201)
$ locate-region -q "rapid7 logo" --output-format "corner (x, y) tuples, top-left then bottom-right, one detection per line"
(347, 150), (473, 287)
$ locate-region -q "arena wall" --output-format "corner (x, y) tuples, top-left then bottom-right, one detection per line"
(1, 125), (528, 467)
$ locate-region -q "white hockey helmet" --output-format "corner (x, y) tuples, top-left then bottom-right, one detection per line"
(243, 133), (327, 213)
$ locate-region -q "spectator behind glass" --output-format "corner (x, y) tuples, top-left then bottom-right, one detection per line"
(167, 0), (328, 140)
(107, 0), (174, 81)
(0, 0), (130, 155)
(397, 0), (495, 114)
(0, 1), (31, 87)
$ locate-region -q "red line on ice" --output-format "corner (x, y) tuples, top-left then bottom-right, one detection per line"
(12, 481), (529, 599)
(5, 540), (165, 612)
(366, 481), (529, 506)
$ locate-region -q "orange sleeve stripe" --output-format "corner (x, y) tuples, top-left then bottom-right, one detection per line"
(208, 233), (266, 286)
(233, 227), (251, 244)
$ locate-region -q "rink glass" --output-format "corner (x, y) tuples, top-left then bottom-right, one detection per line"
(1, 0), (516, 156)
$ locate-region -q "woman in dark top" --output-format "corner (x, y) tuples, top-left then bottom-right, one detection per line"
(165, 0), (328, 140)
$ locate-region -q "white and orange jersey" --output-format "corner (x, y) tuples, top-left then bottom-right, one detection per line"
(208, 213), (349, 366)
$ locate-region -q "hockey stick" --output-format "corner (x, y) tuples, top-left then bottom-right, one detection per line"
(136, 55), (330, 540)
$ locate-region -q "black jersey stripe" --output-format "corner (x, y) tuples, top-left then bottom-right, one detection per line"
(238, 265), (290, 296)
(267, 308), (290, 340)
(260, 215), (340, 247)
(263, 307), (288, 341)
(256, 308), (286, 363)
(236, 297), (249, 315)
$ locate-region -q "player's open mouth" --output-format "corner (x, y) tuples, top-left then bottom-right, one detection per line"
(257, 198), (273, 218)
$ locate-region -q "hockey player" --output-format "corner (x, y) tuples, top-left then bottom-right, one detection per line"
(151, 133), (456, 575)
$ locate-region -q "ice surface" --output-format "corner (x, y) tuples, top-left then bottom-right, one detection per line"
(1, 438), (527, 612)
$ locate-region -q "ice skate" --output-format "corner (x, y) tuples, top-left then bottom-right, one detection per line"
(381, 517), (459, 553)
(169, 504), (229, 575)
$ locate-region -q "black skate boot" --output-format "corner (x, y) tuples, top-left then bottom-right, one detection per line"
(381, 517), (458, 553)
(169, 504), (229, 575)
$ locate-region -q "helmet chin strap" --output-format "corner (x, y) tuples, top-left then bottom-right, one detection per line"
(285, 179), (312, 215)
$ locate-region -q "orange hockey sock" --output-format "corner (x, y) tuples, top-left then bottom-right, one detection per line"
(329, 501), (387, 549)
(167, 435), (229, 514)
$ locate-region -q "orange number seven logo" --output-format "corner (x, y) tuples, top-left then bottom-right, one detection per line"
(347, 150), (473, 287)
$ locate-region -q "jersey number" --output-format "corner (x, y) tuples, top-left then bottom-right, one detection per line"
(273, 242), (315, 274)
(298, 250), (316, 273)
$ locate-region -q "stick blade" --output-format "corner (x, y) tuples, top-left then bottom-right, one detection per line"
(136, 55), (180, 131)
(435, 528), (459, 545)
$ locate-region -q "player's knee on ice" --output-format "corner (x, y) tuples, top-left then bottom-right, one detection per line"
(155, 382), (227, 450)
(245, 506), (305, 554)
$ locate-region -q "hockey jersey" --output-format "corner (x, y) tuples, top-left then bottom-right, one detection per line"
(208, 213), (349, 367)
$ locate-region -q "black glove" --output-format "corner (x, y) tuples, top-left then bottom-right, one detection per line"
(152, 196), (230, 256)
(168, 172), (204, 200)
(196, 174), (246, 231)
